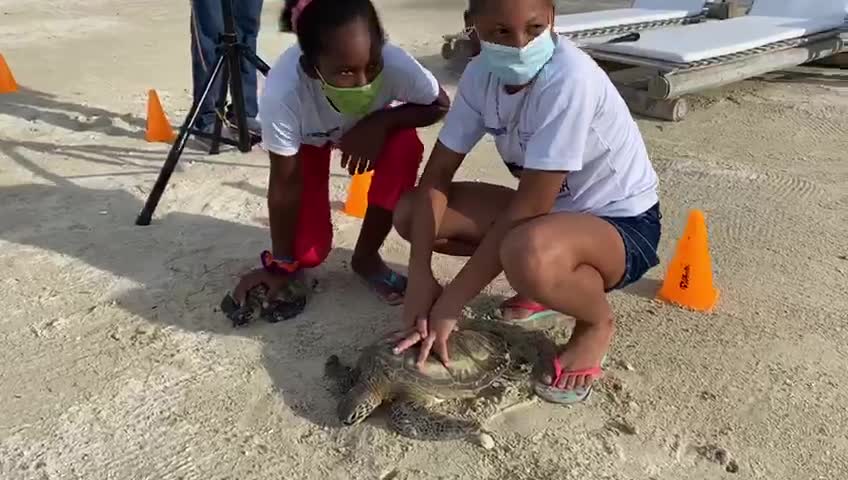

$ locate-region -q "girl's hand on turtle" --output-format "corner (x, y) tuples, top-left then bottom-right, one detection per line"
(394, 272), (442, 357)
(233, 268), (288, 305)
(416, 299), (461, 367)
(339, 116), (387, 174)
(401, 271), (442, 333)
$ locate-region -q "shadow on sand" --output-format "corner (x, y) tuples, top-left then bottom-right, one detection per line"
(0, 178), (413, 431)
(0, 86), (146, 140)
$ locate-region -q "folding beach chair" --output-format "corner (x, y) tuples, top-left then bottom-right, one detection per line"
(554, 0), (709, 40)
(583, 0), (847, 100)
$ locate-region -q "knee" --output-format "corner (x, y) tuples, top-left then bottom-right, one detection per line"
(392, 189), (417, 241)
(500, 222), (566, 290)
(380, 129), (424, 167)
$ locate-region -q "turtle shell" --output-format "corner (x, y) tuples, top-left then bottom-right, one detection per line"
(373, 330), (510, 396)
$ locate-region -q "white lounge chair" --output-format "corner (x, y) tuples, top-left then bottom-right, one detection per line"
(554, 0), (708, 39)
(441, 0), (710, 63)
(584, 0), (847, 100)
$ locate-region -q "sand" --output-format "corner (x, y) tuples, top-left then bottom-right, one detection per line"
(1, 1), (847, 479)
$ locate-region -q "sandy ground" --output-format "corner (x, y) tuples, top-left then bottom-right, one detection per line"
(2, 1), (848, 479)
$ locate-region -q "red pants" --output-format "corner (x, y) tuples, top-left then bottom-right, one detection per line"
(292, 128), (424, 269)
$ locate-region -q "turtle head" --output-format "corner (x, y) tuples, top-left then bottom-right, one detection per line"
(338, 381), (383, 426)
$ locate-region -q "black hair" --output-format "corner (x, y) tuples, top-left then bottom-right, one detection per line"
(467, 0), (553, 16)
(467, 0), (486, 16)
(280, 0), (386, 65)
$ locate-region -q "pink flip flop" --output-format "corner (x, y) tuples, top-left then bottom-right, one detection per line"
(499, 295), (559, 323)
(534, 356), (606, 405)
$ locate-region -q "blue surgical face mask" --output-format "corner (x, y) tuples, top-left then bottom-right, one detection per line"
(479, 27), (556, 86)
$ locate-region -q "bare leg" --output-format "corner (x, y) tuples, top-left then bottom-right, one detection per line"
(500, 213), (626, 391)
(393, 181), (514, 256)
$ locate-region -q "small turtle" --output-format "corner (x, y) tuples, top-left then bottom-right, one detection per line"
(325, 319), (550, 444)
(220, 279), (311, 327)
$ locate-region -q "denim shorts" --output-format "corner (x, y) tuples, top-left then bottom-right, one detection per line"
(601, 202), (662, 291)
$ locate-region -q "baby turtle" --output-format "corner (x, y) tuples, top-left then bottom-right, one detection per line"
(220, 279), (310, 327)
(325, 319), (550, 444)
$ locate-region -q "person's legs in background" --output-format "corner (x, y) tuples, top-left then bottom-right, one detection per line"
(190, 0), (225, 132)
(231, 0), (263, 136)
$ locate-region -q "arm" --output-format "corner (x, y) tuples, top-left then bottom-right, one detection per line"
(367, 87), (451, 132)
(267, 152), (302, 259)
(232, 151), (302, 304)
(258, 80), (303, 258)
(338, 88), (449, 175)
(376, 45), (451, 131)
(408, 140), (466, 278)
(401, 68), (485, 330)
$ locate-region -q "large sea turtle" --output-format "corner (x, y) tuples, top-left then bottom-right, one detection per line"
(325, 319), (555, 444)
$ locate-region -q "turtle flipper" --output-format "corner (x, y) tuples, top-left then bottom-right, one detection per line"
(389, 400), (481, 441)
(221, 286), (264, 327)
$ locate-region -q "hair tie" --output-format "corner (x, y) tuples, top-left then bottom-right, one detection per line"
(291, 0), (315, 33)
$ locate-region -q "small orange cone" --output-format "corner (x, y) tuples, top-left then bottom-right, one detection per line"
(343, 170), (373, 218)
(0, 54), (18, 94)
(657, 209), (719, 311)
(145, 89), (175, 143)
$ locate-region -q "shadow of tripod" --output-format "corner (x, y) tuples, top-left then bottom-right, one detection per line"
(136, 0), (270, 226)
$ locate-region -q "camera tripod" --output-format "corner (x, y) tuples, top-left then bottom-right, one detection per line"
(135, 0), (271, 226)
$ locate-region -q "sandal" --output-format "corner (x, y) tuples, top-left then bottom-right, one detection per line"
(362, 269), (407, 306)
(499, 295), (559, 323)
(534, 356), (606, 405)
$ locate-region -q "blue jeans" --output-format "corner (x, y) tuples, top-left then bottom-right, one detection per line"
(601, 203), (662, 290)
(190, 0), (263, 130)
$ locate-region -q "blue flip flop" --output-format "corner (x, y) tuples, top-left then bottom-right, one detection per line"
(363, 270), (407, 306)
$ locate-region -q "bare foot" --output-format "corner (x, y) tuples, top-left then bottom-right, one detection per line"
(351, 254), (407, 305)
(545, 319), (615, 390)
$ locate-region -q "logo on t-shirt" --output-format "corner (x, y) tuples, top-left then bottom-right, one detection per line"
(559, 177), (570, 195)
(484, 126), (507, 136)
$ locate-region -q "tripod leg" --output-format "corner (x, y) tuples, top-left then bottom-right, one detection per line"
(227, 55), (250, 152)
(221, 0), (250, 153)
(242, 48), (271, 76)
(210, 52), (231, 156)
(135, 54), (227, 226)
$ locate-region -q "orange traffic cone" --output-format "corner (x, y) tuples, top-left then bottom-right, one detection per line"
(343, 170), (373, 218)
(657, 209), (719, 312)
(0, 54), (18, 94)
(145, 89), (175, 143)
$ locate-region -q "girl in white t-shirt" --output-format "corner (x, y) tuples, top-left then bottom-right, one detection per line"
(393, 0), (662, 405)
(233, 0), (449, 308)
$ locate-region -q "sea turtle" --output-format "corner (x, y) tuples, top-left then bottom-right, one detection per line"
(325, 319), (554, 444)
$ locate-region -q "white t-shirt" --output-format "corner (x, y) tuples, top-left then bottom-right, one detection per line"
(438, 38), (659, 218)
(259, 43), (441, 157)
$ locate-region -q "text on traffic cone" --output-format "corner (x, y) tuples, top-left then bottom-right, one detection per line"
(657, 209), (719, 312)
